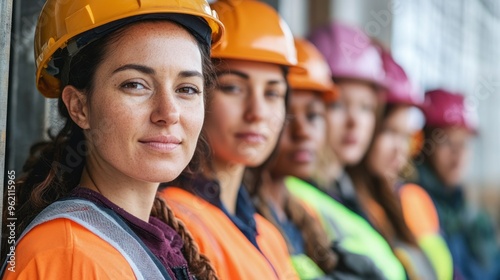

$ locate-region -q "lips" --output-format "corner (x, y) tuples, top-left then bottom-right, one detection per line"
(342, 134), (358, 145)
(234, 132), (266, 144)
(290, 149), (314, 163)
(139, 135), (181, 152)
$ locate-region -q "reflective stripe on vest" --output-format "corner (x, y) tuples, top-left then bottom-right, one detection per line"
(2, 199), (171, 280)
(290, 254), (327, 279)
(286, 176), (407, 280)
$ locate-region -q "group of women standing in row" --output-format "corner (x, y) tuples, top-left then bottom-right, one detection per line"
(2, 0), (498, 279)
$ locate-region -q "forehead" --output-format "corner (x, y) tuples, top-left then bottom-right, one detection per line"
(216, 59), (284, 79)
(103, 21), (202, 69)
(337, 80), (377, 102)
(290, 90), (323, 107)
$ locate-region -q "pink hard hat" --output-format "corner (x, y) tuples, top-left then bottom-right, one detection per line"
(381, 50), (423, 107)
(422, 89), (478, 134)
(308, 21), (386, 88)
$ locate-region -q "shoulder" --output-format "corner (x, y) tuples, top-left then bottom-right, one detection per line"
(254, 214), (299, 279)
(254, 214), (292, 252)
(160, 187), (228, 268)
(399, 183), (440, 236)
(5, 218), (134, 280)
(399, 183), (437, 213)
(161, 187), (220, 225)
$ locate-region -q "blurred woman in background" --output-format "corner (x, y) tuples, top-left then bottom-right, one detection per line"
(413, 89), (499, 280)
(349, 50), (453, 280)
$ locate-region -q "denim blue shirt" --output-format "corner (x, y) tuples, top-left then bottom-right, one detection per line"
(268, 205), (305, 255)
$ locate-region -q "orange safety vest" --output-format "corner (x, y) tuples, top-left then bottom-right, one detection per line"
(399, 183), (440, 237)
(161, 187), (299, 280)
(4, 219), (135, 280)
(2, 199), (169, 280)
(399, 183), (454, 280)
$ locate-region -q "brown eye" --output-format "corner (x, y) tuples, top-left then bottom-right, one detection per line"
(218, 84), (245, 95)
(121, 82), (146, 90)
(265, 89), (285, 99)
(176, 86), (200, 95)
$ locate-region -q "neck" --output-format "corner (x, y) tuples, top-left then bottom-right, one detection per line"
(80, 164), (158, 222)
(211, 158), (245, 215)
(324, 161), (343, 187)
(260, 172), (288, 221)
(384, 176), (397, 191)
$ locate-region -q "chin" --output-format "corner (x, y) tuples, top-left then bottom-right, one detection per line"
(289, 169), (311, 180)
(343, 155), (363, 166)
(242, 159), (266, 168)
(140, 164), (188, 183)
(235, 152), (270, 167)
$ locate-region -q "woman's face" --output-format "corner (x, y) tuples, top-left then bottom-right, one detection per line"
(326, 80), (378, 166)
(75, 22), (205, 183)
(428, 127), (472, 187)
(367, 106), (414, 182)
(204, 59), (287, 167)
(271, 90), (326, 178)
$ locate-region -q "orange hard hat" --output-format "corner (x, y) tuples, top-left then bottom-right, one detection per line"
(210, 0), (297, 67)
(288, 38), (339, 103)
(35, 0), (225, 98)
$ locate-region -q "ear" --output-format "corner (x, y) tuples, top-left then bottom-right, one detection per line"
(61, 85), (90, 129)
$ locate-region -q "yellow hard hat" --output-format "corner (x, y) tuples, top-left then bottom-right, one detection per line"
(35, 0), (225, 98)
(289, 38), (338, 103)
(210, 0), (297, 67)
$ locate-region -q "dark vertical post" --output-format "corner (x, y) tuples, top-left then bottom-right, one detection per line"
(0, 0), (15, 252)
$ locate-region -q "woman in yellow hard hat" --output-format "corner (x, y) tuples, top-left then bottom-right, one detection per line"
(2, 0), (223, 279)
(160, 0), (299, 279)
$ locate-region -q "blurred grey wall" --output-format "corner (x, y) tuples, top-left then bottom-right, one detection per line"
(7, 0), (47, 173)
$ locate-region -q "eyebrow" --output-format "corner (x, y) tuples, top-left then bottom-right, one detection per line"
(216, 70), (249, 80)
(267, 80), (286, 86)
(179, 70), (203, 79)
(216, 70), (286, 85)
(113, 64), (155, 75)
(112, 64), (203, 79)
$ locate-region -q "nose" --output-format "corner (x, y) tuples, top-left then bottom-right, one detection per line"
(345, 105), (358, 129)
(243, 89), (266, 123)
(150, 89), (180, 126)
(290, 115), (309, 141)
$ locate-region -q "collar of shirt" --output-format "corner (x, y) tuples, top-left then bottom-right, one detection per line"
(69, 187), (189, 278)
(179, 176), (260, 249)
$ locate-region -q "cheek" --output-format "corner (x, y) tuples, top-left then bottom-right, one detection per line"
(266, 107), (286, 141)
(205, 101), (235, 135)
(312, 121), (327, 147)
(327, 113), (344, 137)
(270, 105), (286, 128)
(358, 114), (376, 142)
(87, 100), (137, 146)
(371, 139), (389, 164)
(183, 104), (205, 139)
(360, 112), (376, 131)
(435, 147), (452, 166)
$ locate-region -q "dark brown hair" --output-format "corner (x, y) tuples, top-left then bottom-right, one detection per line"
(347, 104), (418, 246)
(251, 188), (338, 273)
(2, 20), (217, 279)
